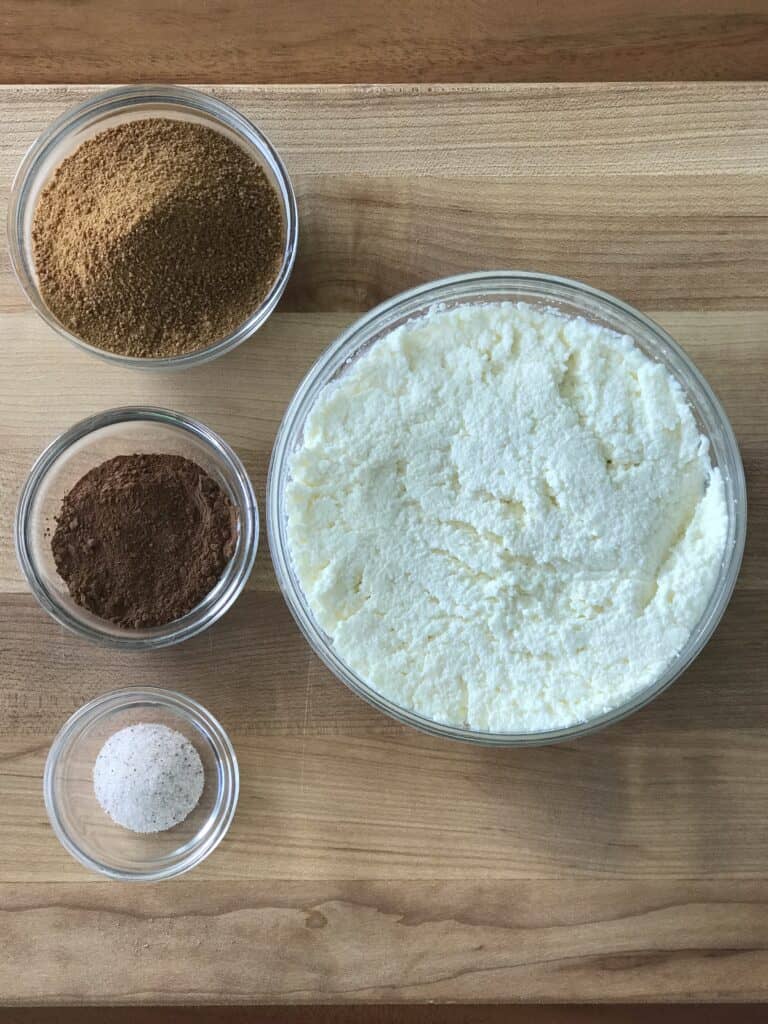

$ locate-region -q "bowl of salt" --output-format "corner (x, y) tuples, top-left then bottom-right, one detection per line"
(44, 688), (238, 880)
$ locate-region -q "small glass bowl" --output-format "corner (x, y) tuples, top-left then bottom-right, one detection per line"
(16, 406), (258, 649)
(7, 84), (298, 369)
(268, 271), (747, 746)
(44, 688), (238, 881)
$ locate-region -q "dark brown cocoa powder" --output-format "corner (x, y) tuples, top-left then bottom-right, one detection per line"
(51, 454), (236, 628)
(32, 118), (284, 359)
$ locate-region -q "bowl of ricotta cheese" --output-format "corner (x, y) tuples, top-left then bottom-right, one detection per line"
(268, 272), (746, 744)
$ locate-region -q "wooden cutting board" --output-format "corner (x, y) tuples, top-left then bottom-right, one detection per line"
(0, 84), (766, 1006)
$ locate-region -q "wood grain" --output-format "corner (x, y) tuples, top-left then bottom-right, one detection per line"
(1, 1), (767, 84)
(3, 85), (768, 316)
(3, 882), (768, 1004)
(0, 85), (766, 1004)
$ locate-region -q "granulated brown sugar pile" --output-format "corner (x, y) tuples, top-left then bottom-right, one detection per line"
(32, 118), (284, 358)
(51, 453), (236, 628)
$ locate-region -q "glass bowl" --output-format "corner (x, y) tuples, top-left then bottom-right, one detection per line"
(268, 271), (747, 746)
(16, 406), (258, 649)
(7, 84), (298, 369)
(44, 688), (238, 881)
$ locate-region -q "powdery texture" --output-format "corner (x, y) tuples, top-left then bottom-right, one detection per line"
(93, 723), (205, 833)
(32, 118), (283, 358)
(286, 302), (729, 733)
(52, 453), (236, 628)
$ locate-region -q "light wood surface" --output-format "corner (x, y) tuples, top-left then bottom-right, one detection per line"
(0, 84), (766, 1005)
(1, 1), (767, 84)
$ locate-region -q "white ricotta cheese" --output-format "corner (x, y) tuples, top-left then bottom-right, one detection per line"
(286, 302), (728, 733)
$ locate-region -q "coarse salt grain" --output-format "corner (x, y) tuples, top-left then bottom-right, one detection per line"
(93, 723), (204, 833)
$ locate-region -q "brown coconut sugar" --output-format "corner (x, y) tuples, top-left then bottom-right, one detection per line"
(32, 118), (284, 358)
(51, 453), (237, 628)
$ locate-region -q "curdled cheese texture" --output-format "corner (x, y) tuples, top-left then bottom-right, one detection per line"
(286, 302), (728, 733)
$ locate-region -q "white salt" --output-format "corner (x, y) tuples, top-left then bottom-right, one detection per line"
(93, 723), (204, 833)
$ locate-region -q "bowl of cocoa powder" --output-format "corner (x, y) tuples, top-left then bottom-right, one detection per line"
(8, 86), (297, 368)
(15, 407), (258, 648)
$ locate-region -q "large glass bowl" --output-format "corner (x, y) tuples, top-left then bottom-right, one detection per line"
(16, 406), (258, 649)
(268, 271), (747, 745)
(7, 84), (298, 369)
(44, 688), (239, 881)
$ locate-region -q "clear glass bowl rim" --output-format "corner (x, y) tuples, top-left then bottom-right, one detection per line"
(6, 84), (299, 370)
(15, 405), (259, 649)
(44, 687), (239, 881)
(268, 270), (748, 746)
